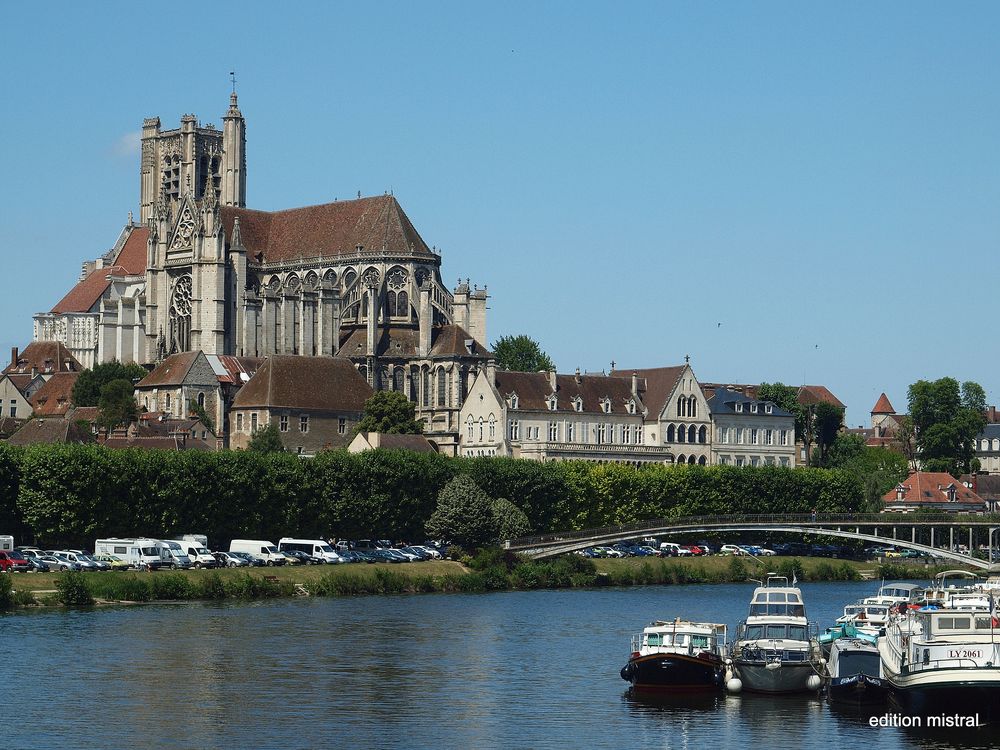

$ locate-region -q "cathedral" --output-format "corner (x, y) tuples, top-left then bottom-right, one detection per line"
(33, 92), (492, 452)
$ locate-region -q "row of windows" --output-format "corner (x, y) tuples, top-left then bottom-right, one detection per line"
(675, 454), (708, 465)
(718, 455), (791, 467)
(234, 412), (337, 435)
(735, 402), (773, 415)
(507, 420), (644, 445)
(665, 423), (707, 444)
(717, 427), (789, 446)
(979, 439), (1000, 452)
(467, 416), (497, 443)
(676, 395), (698, 418)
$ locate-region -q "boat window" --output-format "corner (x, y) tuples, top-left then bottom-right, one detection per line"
(767, 592), (787, 602)
(789, 604), (805, 616)
(675, 635), (687, 646)
(745, 625), (764, 639)
(787, 594), (800, 603)
(938, 616), (971, 630)
(691, 635), (709, 648)
(750, 604), (767, 615)
(838, 651), (880, 675)
(765, 625), (786, 638)
(975, 616), (993, 630)
(646, 634), (662, 646)
(788, 625), (807, 640)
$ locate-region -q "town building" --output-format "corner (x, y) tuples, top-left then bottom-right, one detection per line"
(28, 372), (80, 419)
(705, 388), (796, 467)
(459, 367), (672, 463)
(348, 432), (437, 454)
(882, 472), (987, 514)
(1, 343), (83, 421)
(229, 356), (372, 455)
(34, 93), (492, 454)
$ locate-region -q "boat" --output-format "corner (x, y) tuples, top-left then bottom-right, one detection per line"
(878, 604), (1000, 718)
(819, 622), (878, 659)
(620, 619), (728, 694)
(834, 601), (890, 638)
(826, 637), (888, 706)
(729, 576), (824, 694)
(861, 581), (924, 608)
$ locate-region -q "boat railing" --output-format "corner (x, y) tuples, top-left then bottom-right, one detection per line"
(902, 656), (996, 675)
(630, 631), (728, 656)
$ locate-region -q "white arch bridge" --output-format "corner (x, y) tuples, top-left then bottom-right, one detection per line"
(504, 513), (1000, 570)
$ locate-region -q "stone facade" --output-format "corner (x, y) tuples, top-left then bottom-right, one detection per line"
(706, 388), (796, 467)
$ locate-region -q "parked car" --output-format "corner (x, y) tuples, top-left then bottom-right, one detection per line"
(0, 549), (32, 573)
(720, 544), (747, 556)
(231, 551), (265, 567)
(681, 545), (704, 556)
(37, 555), (81, 572)
(369, 549), (405, 563)
(213, 551), (249, 568)
(283, 549), (324, 565)
(335, 550), (366, 564)
(92, 554), (131, 570)
(411, 545), (442, 560)
(55, 551), (103, 571)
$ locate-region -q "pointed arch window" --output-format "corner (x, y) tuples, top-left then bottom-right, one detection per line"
(677, 396), (685, 417)
(168, 275), (193, 353)
(437, 368), (447, 406)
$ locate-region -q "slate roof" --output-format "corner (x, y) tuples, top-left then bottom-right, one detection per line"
(28, 372), (79, 417)
(4, 342), (82, 375)
(706, 388), (794, 417)
(872, 393), (895, 415)
(883, 472), (985, 507)
(429, 325), (490, 358)
(495, 370), (641, 415)
(337, 324), (489, 360)
(610, 366), (684, 419)
(232, 356), (373, 412)
(50, 226), (148, 314)
(220, 195), (433, 263)
(699, 382), (847, 411)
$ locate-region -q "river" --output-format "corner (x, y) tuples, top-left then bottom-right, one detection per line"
(4, 579), (999, 748)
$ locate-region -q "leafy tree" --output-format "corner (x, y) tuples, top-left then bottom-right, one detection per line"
(908, 378), (986, 477)
(72, 361), (148, 407)
(491, 334), (555, 372)
(247, 424), (285, 453)
(188, 399), (215, 434)
(425, 474), (496, 549)
(96, 379), (139, 431)
(894, 415), (919, 471)
(822, 433), (908, 511)
(757, 382), (806, 440)
(811, 402), (845, 466)
(356, 391), (423, 434)
(492, 497), (531, 541)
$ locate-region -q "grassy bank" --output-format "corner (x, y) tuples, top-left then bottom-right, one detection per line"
(0, 555), (968, 608)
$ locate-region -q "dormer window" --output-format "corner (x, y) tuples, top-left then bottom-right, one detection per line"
(573, 397), (583, 412)
(765, 404), (773, 414)
(626, 399), (636, 415)
(601, 398), (611, 414)
(750, 403), (758, 414)
(509, 394), (519, 410)
(547, 395), (557, 411)
(735, 403), (743, 413)
(895, 484), (906, 501)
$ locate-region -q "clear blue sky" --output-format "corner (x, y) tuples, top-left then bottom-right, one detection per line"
(2, 2), (998, 426)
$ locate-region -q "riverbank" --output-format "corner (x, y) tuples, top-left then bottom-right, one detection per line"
(0, 554), (966, 608)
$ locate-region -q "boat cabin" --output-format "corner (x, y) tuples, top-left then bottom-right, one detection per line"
(631, 620), (727, 657)
(748, 589), (806, 617)
(865, 582), (923, 606)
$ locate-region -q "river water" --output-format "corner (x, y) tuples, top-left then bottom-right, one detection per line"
(4, 580), (999, 748)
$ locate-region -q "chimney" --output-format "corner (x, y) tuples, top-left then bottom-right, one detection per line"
(631, 370), (638, 395)
(10, 347), (17, 369)
(31, 366), (37, 379)
(548, 369), (557, 392)
(575, 367), (581, 385)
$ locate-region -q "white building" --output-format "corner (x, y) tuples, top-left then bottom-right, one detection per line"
(706, 388), (796, 467)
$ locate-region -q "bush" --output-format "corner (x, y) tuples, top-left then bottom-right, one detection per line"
(55, 572), (95, 606)
(198, 573), (228, 600)
(89, 574), (151, 602)
(149, 574), (196, 600)
(0, 574), (12, 609)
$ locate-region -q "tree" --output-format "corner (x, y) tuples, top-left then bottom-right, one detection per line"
(908, 377), (986, 477)
(823, 432), (908, 511)
(757, 382), (806, 440)
(72, 361), (148, 407)
(894, 416), (919, 472)
(425, 475), (496, 549)
(491, 335), (555, 372)
(189, 399), (215, 434)
(811, 402), (845, 466)
(96, 379), (139, 431)
(492, 497), (531, 541)
(356, 391), (423, 434)
(248, 424), (285, 453)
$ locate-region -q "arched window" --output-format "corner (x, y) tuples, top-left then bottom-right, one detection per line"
(437, 368), (447, 406)
(165, 393), (172, 410)
(396, 291), (408, 317)
(666, 424), (676, 442)
(422, 368), (431, 407)
(698, 456), (707, 466)
(358, 365), (368, 383)
(688, 455), (697, 465)
(677, 396), (685, 417)
(677, 425), (685, 443)
(689, 396), (697, 418)
(698, 425), (707, 444)
(393, 368), (405, 393)
(488, 416), (496, 440)
(478, 417), (484, 442)
(677, 454), (686, 464)
(687, 424), (697, 442)
(168, 275), (192, 353)
(467, 416), (474, 441)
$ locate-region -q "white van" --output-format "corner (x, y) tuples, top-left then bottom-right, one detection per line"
(173, 537), (217, 568)
(229, 539), (286, 566)
(278, 538), (343, 564)
(158, 540), (193, 569)
(0, 535), (13, 551)
(95, 538), (172, 570)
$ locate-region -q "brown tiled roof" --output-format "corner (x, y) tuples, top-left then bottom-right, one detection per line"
(220, 195), (433, 263)
(232, 356), (373, 412)
(872, 392), (895, 414)
(136, 352), (201, 387)
(70, 406), (100, 423)
(429, 324), (490, 358)
(211, 355), (264, 384)
(883, 472), (985, 506)
(4, 342), (82, 375)
(50, 227), (148, 314)
(7, 419), (92, 445)
(100, 435), (215, 451)
(496, 370), (641, 415)
(798, 385), (846, 409)
(29, 372), (79, 417)
(963, 474), (1000, 501)
(611, 366), (684, 419)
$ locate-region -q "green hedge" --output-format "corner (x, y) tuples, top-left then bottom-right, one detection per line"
(0, 443), (863, 549)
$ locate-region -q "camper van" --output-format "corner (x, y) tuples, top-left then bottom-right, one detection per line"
(278, 538), (344, 564)
(95, 538), (173, 570)
(229, 539), (287, 566)
(0, 535), (14, 551)
(158, 540), (193, 569)
(174, 536), (217, 568)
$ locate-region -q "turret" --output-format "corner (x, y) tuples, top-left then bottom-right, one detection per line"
(221, 92), (246, 208)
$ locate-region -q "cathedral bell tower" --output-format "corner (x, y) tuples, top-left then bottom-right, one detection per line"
(221, 91), (246, 208)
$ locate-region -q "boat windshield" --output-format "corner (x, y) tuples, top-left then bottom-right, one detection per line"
(744, 624), (808, 640)
(750, 603), (805, 616)
(838, 651), (880, 676)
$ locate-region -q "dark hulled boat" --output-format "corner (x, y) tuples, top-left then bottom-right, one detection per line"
(620, 619), (727, 694)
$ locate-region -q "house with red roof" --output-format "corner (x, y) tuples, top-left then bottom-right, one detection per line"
(882, 472), (987, 514)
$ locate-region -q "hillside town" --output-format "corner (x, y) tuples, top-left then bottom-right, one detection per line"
(4, 94), (996, 515)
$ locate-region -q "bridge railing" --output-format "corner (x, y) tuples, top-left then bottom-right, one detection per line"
(505, 512), (1000, 549)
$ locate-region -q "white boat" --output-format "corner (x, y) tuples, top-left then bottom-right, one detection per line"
(861, 581), (923, 609)
(879, 606), (1000, 719)
(730, 576), (824, 694)
(620, 619), (728, 694)
(835, 602), (890, 637)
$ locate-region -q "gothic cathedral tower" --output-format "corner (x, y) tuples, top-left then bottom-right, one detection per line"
(142, 93), (247, 359)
